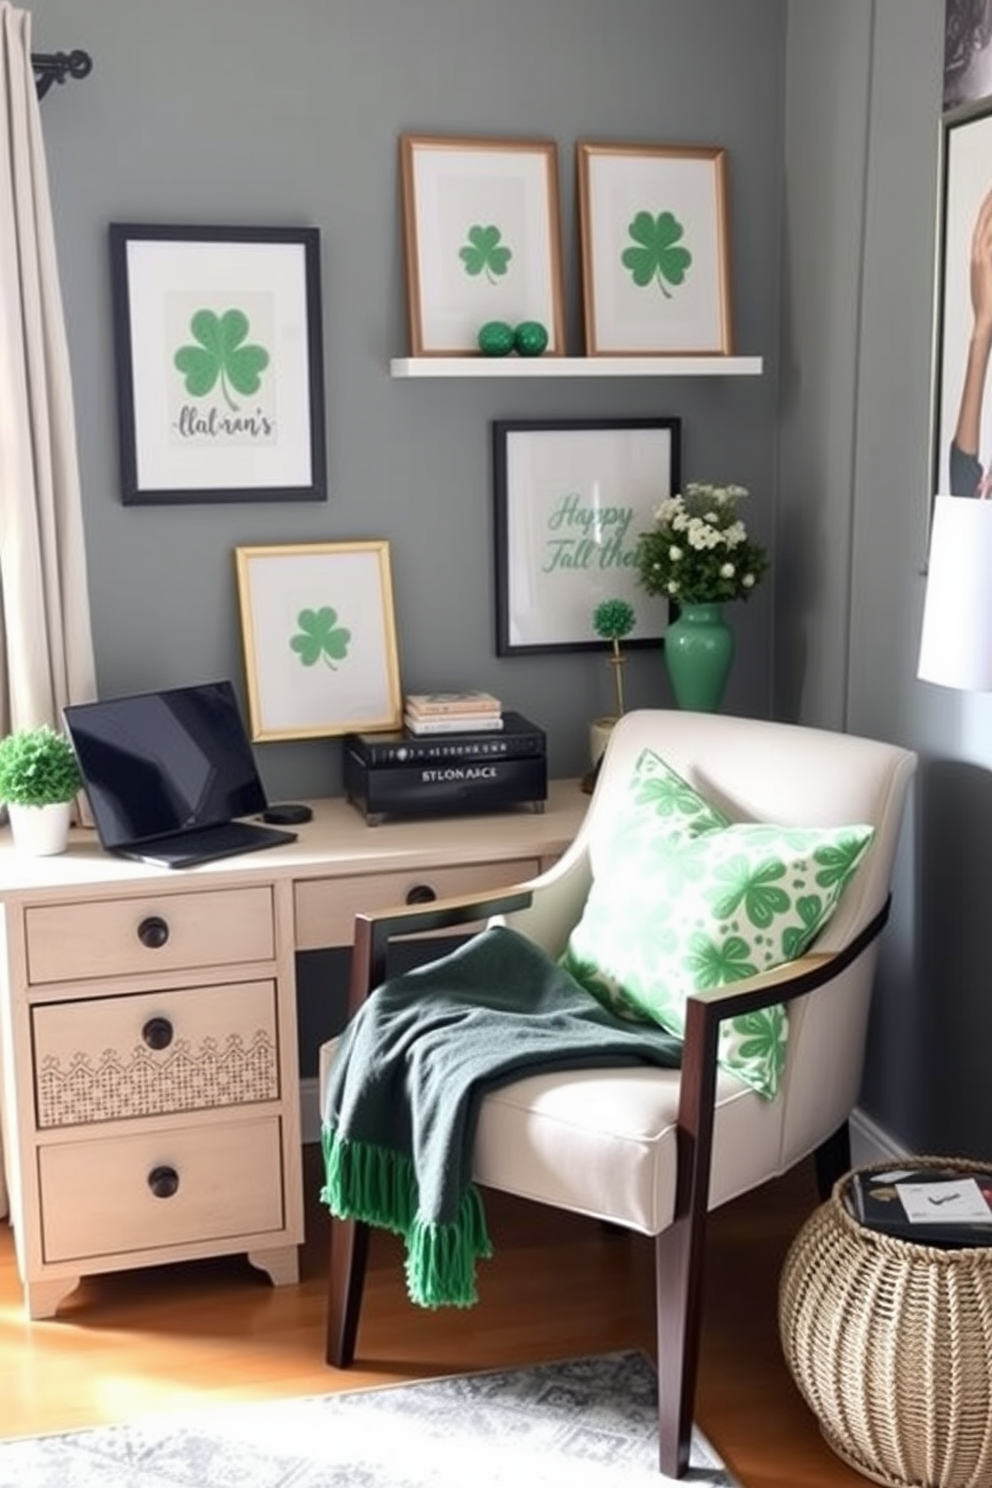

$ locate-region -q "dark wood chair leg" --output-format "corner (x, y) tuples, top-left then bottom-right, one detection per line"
(654, 1216), (705, 1479)
(325, 1216), (370, 1367)
(813, 1120), (851, 1201)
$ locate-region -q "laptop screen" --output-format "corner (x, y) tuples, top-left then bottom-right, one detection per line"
(63, 681), (269, 851)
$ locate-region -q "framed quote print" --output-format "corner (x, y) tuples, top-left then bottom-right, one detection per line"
(109, 223), (326, 505)
(493, 417), (680, 655)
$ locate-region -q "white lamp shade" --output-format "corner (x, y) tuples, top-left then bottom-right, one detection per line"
(918, 495), (992, 691)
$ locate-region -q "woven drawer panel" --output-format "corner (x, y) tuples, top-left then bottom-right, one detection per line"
(33, 981), (279, 1128)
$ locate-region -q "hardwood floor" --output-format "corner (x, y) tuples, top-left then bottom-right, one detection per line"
(0, 1145), (869, 1487)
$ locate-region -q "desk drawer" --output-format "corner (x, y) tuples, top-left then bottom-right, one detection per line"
(294, 857), (540, 949)
(24, 886), (275, 985)
(39, 1115), (285, 1262)
(33, 980), (279, 1129)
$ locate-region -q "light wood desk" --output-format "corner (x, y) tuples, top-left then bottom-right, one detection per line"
(0, 782), (587, 1317)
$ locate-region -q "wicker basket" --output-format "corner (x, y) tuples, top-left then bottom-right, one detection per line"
(779, 1157), (992, 1488)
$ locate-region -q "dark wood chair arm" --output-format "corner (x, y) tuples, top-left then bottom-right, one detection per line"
(347, 884), (535, 1017)
(675, 894), (892, 1224)
(652, 893), (893, 1466)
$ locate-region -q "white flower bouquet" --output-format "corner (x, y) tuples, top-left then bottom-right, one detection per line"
(635, 482), (768, 605)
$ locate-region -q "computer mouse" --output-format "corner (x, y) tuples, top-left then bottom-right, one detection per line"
(262, 803), (313, 825)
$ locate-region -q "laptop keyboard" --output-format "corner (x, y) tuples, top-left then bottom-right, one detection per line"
(121, 819), (295, 866)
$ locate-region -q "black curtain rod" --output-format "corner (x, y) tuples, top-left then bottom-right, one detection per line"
(32, 49), (92, 101)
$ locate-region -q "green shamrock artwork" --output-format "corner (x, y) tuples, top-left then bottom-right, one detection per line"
(459, 224), (512, 284)
(290, 607), (351, 669)
(620, 210), (692, 298)
(174, 309), (270, 412)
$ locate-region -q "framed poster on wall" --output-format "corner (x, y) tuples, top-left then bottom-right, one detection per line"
(400, 134), (566, 356)
(944, 0), (992, 111)
(235, 541), (402, 740)
(109, 223), (326, 505)
(576, 142), (733, 357)
(931, 95), (992, 504)
(492, 417), (680, 655)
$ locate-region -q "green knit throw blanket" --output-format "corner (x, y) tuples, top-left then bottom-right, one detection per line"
(320, 924), (681, 1310)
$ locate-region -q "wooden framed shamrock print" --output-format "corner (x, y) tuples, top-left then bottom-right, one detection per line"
(576, 142), (733, 356)
(235, 541), (402, 741)
(109, 224), (326, 504)
(399, 134), (566, 356)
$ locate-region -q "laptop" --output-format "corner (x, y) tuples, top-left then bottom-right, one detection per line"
(63, 680), (299, 868)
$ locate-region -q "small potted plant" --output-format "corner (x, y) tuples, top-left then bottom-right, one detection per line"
(0, 724), (81, 855)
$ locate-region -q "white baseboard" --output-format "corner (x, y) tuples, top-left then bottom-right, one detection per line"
(301, 1076), (321, 1145)
(301, 1078), (908, 1166)
(849, 1106), (908, 1166)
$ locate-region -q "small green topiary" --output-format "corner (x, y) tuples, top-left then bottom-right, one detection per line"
(593, 598), (636, 718)
(0, 725), (82, 806)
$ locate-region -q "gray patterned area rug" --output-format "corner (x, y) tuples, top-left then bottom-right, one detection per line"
(0, 1350), (740, 1488)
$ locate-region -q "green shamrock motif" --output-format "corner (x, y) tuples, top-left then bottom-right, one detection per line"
(174, 309), (270, 412)
(782, 895), (827, 960)
(290, 607), (351, 669)
(620, 210), (693, 297)
(813, 835), (871, 888)
(711, 854), (791, 930)
(727, 1007), (787, 1087)
(560, 949), (627, 1016)
(684, 929), (758, 988)
(459, 225), (512, 284)
(632, 772), (727, 831)
(622, 844), (709, 902)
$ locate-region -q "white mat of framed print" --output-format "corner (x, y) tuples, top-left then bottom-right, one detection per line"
(493, 418), (680, 655)
(235, 542), (402, 741)
(931, 95), (992, 504)
(400, 134), (566, 356)
(576, 142), (733, 356)
(109, 224), (325, 505)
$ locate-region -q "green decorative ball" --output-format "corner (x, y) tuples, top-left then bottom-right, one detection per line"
(477, 321), (515, 357)
(514, 320), (549, 357)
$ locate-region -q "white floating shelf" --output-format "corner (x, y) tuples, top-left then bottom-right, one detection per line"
(389, 355), (763, 379)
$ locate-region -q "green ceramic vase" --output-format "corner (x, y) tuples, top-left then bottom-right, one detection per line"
(664, 602), (735, 712)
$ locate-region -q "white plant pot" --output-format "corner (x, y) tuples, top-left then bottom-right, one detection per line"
(7, 801), (72, 856)
(589, 716), (619, 768)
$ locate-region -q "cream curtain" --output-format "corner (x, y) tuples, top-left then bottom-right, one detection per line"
(0, 4), (99, 1221)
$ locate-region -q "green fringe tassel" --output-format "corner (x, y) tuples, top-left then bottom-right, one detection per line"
(405, 1185), (494, 1309)
(321, 1126), (418, 1235)
(321, 1125), (493, 1309)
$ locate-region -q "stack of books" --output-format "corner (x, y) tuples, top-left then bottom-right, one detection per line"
(845, 1164), (992, 1248)
(403, 691), (503, 735)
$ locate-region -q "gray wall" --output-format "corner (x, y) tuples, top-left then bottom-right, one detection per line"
(782, 0), (992, 1159)
(30, 0), (784, 801)
(29, 0), (992, 1156)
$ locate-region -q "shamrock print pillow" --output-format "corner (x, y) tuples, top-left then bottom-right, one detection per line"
(564, 750), (874, 1099)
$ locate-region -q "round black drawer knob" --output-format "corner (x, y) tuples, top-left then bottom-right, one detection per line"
(147, 1165), (180, 1199)
(141, 1016), (174, 1051)
(137, 915), (170, 949)
(405, 883), (437, 905)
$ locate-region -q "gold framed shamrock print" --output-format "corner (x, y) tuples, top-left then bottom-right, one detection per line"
(235, 542), (402, 741)
(399, 134), (566, 356)
(109, 224), (326, 504)
(576, 142), (734, 356)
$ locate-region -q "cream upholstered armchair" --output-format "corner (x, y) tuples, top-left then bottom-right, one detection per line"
(322, 709), (917, 1478)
